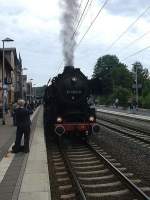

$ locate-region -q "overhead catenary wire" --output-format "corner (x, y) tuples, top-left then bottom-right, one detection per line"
(53, 0), (85, 78)
(77, 0), (94, 31)
(54, 0), (92, 77)
(52, 60), (64, 81)
(52, 0), (109, 79)
(122, 45), (150, 61)
(105, 5), (150, 52)
(72, 0), (91, 39)
(121, 30), (150, 50)
(73, 0), (84, 27)
(77, 0), (110, 46)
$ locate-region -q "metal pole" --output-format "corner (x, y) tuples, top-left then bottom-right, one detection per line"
(21, 68), (27, 100)
(33, 84), (36, 101)
(135, 65), (138, 106)
(21, 70), (23, 99)
(30, 83), (31, 103)
(35, 87), (36, 100)
(30, 82), (32, 103)
(2, 41), (5, 125)
(29, 79), (33, 103)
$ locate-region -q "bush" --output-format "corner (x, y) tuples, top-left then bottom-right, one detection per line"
(97, 95), (113, 105)
(113, 87), (132, 107)
(142, 94), (150, 108)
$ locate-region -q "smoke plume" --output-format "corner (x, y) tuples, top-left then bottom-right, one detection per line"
(60, 0), (80, 66)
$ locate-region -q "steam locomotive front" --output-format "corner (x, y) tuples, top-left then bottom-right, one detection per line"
(53, 66), (99, 136)
(56, 66), (89, 105)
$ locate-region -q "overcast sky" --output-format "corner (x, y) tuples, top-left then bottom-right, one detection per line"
(0, 0), (150, 86)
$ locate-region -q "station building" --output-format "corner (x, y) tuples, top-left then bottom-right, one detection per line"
(0, 48), (23, 114)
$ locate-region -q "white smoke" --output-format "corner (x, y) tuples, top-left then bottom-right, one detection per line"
(59, 0), (80, 66)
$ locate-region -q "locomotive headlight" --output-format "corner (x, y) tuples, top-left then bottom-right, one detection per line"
(89, 116), (95, 122)
(72, 77), (77, 82)
(57, 117), (63, 123)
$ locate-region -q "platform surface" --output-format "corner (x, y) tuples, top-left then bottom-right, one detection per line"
(97, 106), (150, 121)
(0, 107), (51, 200)
(18, 107), (51, 200)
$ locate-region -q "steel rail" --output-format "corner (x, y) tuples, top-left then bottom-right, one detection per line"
(97, 119), (150, 145)
(58, 141), (87, 200)
(87, 142), (150, 200)
(97, 114), (150, 135)
(96, 111), (150, 133)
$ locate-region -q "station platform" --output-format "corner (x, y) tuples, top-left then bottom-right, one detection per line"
(96, 106), (150, 122)
(0, 107), (51, 200)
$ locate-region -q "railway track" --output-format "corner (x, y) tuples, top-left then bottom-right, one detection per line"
(46, 138), (150, 200)
(97, 118), (150, 146)
(97, 111), (150, 135)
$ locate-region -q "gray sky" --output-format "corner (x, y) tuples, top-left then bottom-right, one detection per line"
(0, 0), (150, 86)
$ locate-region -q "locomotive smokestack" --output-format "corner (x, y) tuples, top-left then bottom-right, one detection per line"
(64, 65), (74, 70)
(59, 0), (80, 66)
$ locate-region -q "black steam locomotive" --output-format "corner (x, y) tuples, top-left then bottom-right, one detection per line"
(43, 66), (100, 137)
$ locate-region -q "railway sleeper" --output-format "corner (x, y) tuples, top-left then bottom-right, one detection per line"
(68, 156), (97, 161)
(74, 164), (104, 170)
(60, 193), (76, 200)
(86, 189), (136, 200)
(76, 169), (109, 175)
(84, 184), (130, 194)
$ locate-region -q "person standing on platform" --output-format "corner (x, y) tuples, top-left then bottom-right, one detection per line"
(25, 100), (32, 112)
(11, 99), (33, 153)
(132, 98), (138, 113)
(12, 101), (18, 126)
(114, 98), (119, 108)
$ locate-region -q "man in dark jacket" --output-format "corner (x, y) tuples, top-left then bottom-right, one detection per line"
(12, 99), (33, 153)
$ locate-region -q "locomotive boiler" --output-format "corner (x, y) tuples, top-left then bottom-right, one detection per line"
(43, 66), (100, 137)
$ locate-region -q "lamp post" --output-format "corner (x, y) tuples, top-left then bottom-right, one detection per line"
(29, 78), (33, 103)
(33, 83), (36, 101)
(135, 65), (138, 107)
(21, 67), (28, 99)
(2, 37), (14, 125)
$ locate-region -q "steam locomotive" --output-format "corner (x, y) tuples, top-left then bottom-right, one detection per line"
(43, 66), (100, 137)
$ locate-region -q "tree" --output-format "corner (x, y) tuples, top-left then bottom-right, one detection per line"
(132, 62), (149, 84)
(93, 54), (119, 78)
(113, 86), (132, 107)
(112, 63), (132, 90)
(92, 54), (150, 108)
(93, 55), (120, 94)
(132, 61), (150, 97)
(93, 55), (132, 95)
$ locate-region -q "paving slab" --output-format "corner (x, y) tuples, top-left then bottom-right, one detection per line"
(0, 107), (41, 200)
(18, 107), (51, 200)
(0, 116), (16, 161)
(19, 192), (50, 200)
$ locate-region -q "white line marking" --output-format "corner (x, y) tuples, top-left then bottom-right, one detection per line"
(0, 107), (40, 184)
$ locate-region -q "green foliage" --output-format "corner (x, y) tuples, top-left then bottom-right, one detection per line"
(142, 79), (150, 97)
(112, 64), (132, 89)
(132, 62), (149, 84)
(93, 54), (132, 94)
(93, 55), (120, 95)
(93, 54), (119, 78)
(131, 62), (150, 107)
(92, 54), (150, 108)
(97, 95), (113, 105)
(141, 93), (150, 108)
(113, 87), (132, 107)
